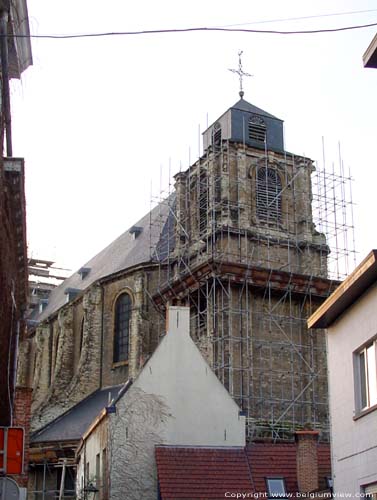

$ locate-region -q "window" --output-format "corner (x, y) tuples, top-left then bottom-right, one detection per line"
(256, 167), (282, 223)
(96, 453), (100, 489)
(213, 123), (222, 151)
(266, 478), (288, 499)
(364, 482), (377, 499)
(113, 293), (132, 363)
(356, 340), (377, 411)
(198, 168), (208, 237)
(79, 317), (84, 354)
(102, 448), (108, 499)
(249, 116), (266, 143)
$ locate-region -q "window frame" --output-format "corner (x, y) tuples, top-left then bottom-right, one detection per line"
(113, 292), (132, 365)
(364, 481), (377, 499)
(265, 477), (288, 500)
(354, 337), (377, 417)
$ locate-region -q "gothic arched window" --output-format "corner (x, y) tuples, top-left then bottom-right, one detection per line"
(113, 293), (132, 363)
(256, 167), (282, 223)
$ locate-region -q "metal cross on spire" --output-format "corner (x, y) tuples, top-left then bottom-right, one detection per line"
(228, 51), (252, 99)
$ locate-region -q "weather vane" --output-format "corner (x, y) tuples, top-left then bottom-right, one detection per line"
(228, 51), (252, 99)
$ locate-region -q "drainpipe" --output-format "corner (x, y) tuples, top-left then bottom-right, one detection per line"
(100, 283), (104, 388)
(0, 7), (12, 156)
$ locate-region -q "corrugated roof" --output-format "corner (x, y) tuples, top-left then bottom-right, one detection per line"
(30, 385), (124, 443)
(36, 196), (175, 323)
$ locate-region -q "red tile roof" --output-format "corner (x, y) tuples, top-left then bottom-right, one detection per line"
(246, 443), (298, 494)
(156, 443), (331, 500)
(318, 445), (332, 490)
(247, 442), (331, 495)
(155, 446), (253, 499)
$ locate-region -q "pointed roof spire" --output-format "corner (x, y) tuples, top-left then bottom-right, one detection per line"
(228, 50), (252, 99)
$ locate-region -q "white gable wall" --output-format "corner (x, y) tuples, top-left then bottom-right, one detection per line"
(133, 306), (245, 446)
(79, 307), (245, 500)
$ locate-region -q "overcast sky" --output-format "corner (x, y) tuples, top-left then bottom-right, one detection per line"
(10, 0), (377, 276)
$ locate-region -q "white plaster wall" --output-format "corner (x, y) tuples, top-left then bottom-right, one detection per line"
(327, 282), (377, 494)
(133, 307), (245, 446)
(109, 386), (170, 500)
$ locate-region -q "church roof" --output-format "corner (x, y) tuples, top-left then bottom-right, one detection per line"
(229, 98), (282, 121)
(36, 197), (175, 323)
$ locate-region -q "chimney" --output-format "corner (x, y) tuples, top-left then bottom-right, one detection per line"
(295, 430), (319, 493)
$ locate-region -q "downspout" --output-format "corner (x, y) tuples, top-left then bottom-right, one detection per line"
(100, 283), (104, 388)
(0, 8), (12, 156)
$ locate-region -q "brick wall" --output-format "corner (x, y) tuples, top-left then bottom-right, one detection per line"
(295, 430), (320, 493)
(12, 386), (33, 487)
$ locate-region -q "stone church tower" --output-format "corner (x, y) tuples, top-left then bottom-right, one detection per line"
(20, 95), (337, 460)
(153, 96), (335, 440)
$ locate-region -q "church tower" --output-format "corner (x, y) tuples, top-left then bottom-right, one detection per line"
(154, 92), (336, 441)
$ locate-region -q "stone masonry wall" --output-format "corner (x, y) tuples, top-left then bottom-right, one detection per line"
(31, 285), (102, 431)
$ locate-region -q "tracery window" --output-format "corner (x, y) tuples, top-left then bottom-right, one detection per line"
(113, 293), (132, 363)
(256, 166), (282, 223)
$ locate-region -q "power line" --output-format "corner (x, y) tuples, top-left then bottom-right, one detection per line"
(4, 20), (377, 40)
(219, 8), (377, 28)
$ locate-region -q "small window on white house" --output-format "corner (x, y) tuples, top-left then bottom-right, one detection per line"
(364, 482), (377, 499)
(266, 478), (288, 499)
(355, 339), (377, 412)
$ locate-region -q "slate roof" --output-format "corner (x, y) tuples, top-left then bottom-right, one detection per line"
(230, 98), (282, 121)
(155, 446), (253, 499)
(156, 443), (331, 499)
(30, 385), (125, 443)
(36, 196), (175, 323)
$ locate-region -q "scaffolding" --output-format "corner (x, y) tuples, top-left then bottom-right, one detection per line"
(148, 134), (356, 443)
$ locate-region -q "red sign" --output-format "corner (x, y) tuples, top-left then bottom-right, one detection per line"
(0, 427), (24, 474)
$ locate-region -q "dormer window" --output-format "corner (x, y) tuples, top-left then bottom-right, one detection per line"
(39, 299), (48, 314)
(78, 267), (90, 280)
(64, 288), (80, 303)
(248, 116), (266, 143)
(129, 226), (142, 240)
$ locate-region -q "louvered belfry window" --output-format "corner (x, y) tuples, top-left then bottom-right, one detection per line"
(256, 167), (282, 223)
(114, 293), (132, 362)
(248, 116), (266, 143)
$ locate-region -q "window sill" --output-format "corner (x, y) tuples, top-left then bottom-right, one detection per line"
(112, 360), (129, 369)
(353, 403), (377, 421)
